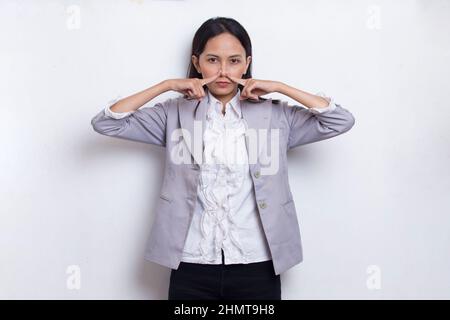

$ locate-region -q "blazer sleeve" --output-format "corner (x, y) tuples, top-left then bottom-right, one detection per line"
(281, 94), (355, 150)
(90, 96), (170, 147)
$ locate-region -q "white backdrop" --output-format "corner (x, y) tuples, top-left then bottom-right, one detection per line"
(1, 0), (449, 299)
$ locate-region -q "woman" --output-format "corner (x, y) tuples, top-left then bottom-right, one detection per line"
(91, 17), (355, 300)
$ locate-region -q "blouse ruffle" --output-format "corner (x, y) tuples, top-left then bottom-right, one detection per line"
(195, 107), (253, 263)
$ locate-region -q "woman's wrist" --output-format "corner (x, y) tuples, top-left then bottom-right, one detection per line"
(274, 81), (287, 94)
(159, 79), (173, 92)
(275, 82), (330, 109)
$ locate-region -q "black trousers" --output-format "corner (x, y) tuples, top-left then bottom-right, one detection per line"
(168, 249), (281, 300)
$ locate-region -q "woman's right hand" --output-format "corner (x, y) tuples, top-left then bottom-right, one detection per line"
(167, 71), (221, 101)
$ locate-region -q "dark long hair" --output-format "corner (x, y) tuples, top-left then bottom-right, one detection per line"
(186, 17), (280, 104)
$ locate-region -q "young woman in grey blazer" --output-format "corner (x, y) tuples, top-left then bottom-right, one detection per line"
(91, 17), (355, 300)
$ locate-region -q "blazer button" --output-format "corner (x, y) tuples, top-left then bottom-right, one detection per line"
(254, 171), (261, 178)
(259, 202), (267, 209)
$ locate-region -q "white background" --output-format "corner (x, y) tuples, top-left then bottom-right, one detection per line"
(1, 0), (449, 299)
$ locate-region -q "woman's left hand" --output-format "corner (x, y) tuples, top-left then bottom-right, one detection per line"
(227, 75), (280, 101)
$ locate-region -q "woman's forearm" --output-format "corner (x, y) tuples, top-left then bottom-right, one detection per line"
(275, 82), (330, 109)
(109, 80), (172, 113)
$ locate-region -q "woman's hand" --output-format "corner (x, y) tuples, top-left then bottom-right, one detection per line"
(227, 75), (281, 101)
(167, 71), (221, 101)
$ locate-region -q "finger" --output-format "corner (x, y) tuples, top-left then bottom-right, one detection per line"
(227, 74), (247, 86)
(239, 87), (248, 100)
(241, 80), (252, 99)
(189, 83), (200, 99)
(186, 89), (195, 99)
(195, 83), (204, 100)
(184, 89), (193, 99)
(201, 70), (221, 86)
(195, 81), (204, 98)
(194, 85), (202, 100)
(196, 81), (206, 100)
(200, 85), (206, 98)
(246, 82), (259, 100)
(239, 84), (247, 100)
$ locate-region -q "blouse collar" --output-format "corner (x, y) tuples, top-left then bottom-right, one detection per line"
(206, 87), (242, 119)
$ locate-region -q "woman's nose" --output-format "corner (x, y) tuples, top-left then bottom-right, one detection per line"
(219, 68), (228, 78)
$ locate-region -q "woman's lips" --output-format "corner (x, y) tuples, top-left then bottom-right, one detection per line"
(216, 82), (230, 87)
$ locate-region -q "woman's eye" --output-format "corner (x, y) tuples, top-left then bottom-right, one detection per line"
(207, 58), (240, 64)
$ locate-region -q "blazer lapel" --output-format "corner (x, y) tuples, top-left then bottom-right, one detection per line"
(178, 97), (207, 165)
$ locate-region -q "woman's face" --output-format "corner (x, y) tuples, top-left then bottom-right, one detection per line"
(192, 32), (251, 97)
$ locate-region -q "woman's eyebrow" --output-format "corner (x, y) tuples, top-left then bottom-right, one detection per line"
(206, 54), (243, 58)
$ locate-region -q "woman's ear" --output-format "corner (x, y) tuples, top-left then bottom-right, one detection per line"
(192, 55), (201, 73)
(245, 55), (252, 73)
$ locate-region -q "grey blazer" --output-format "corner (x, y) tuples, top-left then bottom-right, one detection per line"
(91, 94), (355, 275)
